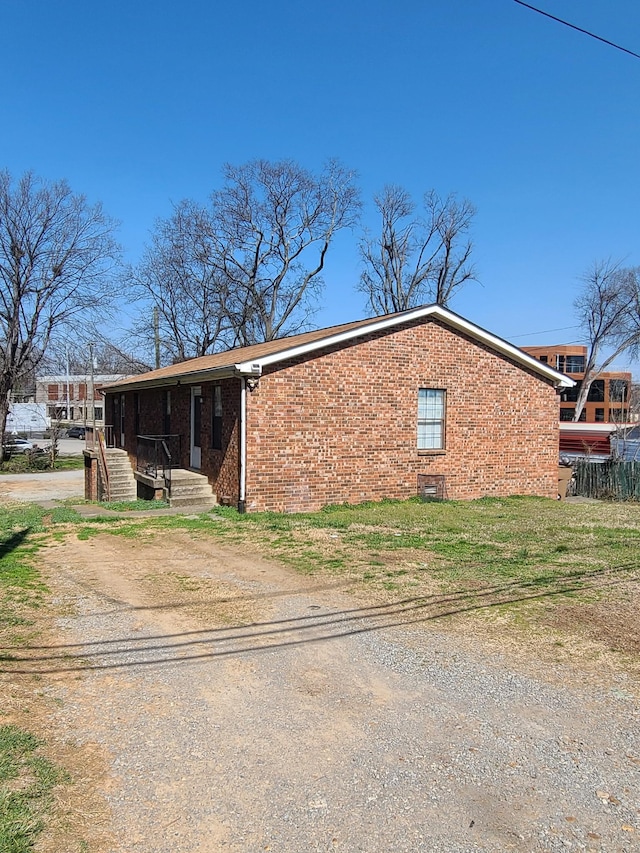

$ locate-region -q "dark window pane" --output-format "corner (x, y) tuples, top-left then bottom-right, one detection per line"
(211, 386), (223, 450)
(163, 390), (171, 435)
(595, 408), (604, 422)
(609, 379), (628, 402)
(564, 355), (585, 373)
(561, 380), (581, 403)
(559, 408), (574, 421)
(587, 380), (604, 402)
(609, 408), (626, 423)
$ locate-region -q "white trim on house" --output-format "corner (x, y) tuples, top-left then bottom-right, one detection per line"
(101, 305), (576, 392)
(234, 305), (575, 388)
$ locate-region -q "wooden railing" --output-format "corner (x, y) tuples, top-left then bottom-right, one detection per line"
(86, 424), (115, 450)
(95, 429), (110, 501)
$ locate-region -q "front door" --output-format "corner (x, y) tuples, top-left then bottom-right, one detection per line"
(190, 386), (202, 469)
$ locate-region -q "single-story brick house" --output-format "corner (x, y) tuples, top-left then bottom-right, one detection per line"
(100, 304), (573, 513)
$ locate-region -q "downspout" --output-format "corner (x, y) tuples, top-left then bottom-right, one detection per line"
(238, 377), (247, 513)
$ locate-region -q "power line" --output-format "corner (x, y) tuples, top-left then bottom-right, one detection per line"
(512, 0), (640, 61)
(509, 325), (580, 340)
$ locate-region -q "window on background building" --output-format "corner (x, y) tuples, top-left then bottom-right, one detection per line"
(539, 355), (548, 363)
(94, 407), (103, 421)
(609, 379), (628, 402)
(417, 389), (445, 450)
(564, 355), (585, 373)
(595, 408), (605, 422)
(47, 384), (59, 401)
(561, 380), (581, 403)
(578, 409), (587, 422)
(211, 386), (223, 450)
(78, 383), (87, 400)
(559, 408), (574, 421)
(556, 355), (565, 372)
(587, 380), (605, 402)
(609, 408), (626, 423)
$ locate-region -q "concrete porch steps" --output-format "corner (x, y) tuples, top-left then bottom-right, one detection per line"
(168, 469), (217, 509)
(103, 448), (137, 501)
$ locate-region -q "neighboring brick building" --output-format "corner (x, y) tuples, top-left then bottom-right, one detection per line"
(36, 374), (129, 426)
(102, 305), (573, 513)
(521, 345), (631, 423)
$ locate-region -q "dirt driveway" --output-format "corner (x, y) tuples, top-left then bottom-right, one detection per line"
(8, 524), (635, 853)
(0, 468), (84, 502)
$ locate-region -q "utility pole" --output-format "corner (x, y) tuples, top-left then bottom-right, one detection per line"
(89, 342), (96, 439)
(65, 347), (70, 423)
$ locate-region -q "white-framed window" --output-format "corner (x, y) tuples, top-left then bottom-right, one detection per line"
(417, 388), (446, 450)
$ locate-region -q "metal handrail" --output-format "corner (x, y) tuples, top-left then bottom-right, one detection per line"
(136, 434), (181, 492)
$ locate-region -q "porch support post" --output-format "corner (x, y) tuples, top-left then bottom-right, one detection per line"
(238, 377), (247, 513)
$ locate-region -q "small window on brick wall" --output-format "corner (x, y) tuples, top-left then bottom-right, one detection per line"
(211, 386), (223, 450)
(417, 388), (445, 450)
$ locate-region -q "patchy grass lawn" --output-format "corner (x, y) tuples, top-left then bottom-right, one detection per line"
(0, 504), (73, 851)
(69, 495), (640, 665)
(0, 493), (639, 848)
(0, 456), (84, 475)
(0, 725), (66, 853)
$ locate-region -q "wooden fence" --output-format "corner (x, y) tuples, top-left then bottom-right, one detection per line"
(573, 460), (640, 501)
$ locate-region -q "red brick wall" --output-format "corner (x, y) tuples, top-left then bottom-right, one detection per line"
(198, 380), (241, 503)
(109, 379), (241, 504)
(244, 318), (559, 513)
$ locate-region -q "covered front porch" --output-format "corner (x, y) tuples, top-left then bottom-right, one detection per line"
(83, 428), (217, 509)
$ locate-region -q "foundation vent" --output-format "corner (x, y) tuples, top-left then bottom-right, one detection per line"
(417, 474), (446, 501)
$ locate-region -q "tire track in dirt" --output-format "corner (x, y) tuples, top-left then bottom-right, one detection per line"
(24, 531), (640, 852)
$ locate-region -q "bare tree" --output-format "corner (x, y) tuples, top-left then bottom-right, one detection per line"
(131, 160), (359, 360)
(212, 159), (360, 345)
(44, 337), (151, 377)
(359, 186), (477, 315)
(130, 199), (233, 364)
(0, 171), (120, 439)
(630, 381), (640, 420)
(573, 260), (640, 421)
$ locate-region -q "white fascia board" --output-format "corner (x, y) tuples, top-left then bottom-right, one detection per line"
(234, 305), (576, 388)
(435, 310), (576, 388)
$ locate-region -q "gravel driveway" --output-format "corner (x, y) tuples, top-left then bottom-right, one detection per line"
(29, 529), (640, 852)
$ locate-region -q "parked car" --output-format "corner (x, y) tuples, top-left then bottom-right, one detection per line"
(3, 437), (34, 454)
(67, 426), (86, 439)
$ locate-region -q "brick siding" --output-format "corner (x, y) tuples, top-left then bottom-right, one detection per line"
(245, 318), (559, 512)
(108, 379), (241, 505)
(108, 317), (560, 513)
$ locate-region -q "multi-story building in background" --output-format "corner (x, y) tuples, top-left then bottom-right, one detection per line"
(521, 345), (631, 423)
(35, 375), (129, 426)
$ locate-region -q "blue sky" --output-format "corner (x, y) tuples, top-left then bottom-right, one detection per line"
(1, 0), (639, 373)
